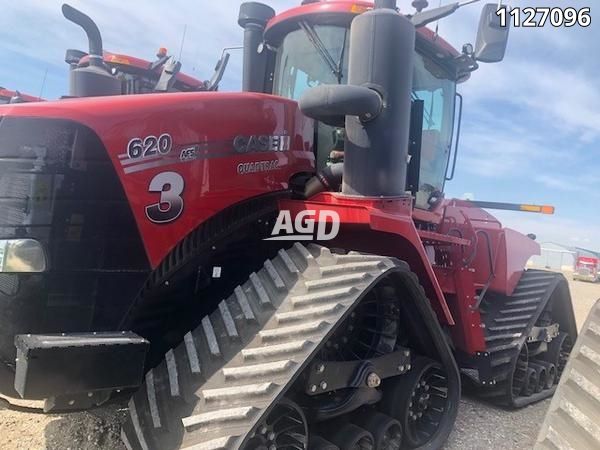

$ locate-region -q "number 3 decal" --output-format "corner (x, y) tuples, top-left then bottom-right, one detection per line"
(145, 172), (184, 224)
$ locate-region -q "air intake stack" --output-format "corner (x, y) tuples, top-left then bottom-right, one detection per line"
(300, 0), (416, 197)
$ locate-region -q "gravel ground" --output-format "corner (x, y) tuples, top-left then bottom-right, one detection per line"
(0, 274), (597, 450)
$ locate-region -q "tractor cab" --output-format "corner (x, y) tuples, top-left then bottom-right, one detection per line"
(265, 2), (460, 209)
(241, 0), (506, 209)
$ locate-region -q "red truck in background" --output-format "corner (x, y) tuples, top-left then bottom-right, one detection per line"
(573, 256), (600, 282)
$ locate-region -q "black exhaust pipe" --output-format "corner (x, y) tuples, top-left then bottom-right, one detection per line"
(375, 0), (397, 9)
(61, 4), (121, 97)
(62, 4), (103, 67)
(299, 0), (416, 197)
(238, 2), (275, 92)
(342, 0), (414, 196)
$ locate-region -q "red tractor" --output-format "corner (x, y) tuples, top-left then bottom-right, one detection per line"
(0, 1), (576, 449)
(0, 87), (43, 104)
(61, 4), (229, 96)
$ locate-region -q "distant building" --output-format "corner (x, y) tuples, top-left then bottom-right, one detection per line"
(529, 243), (600, 271)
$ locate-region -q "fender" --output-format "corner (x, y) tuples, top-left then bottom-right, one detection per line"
(280, 193), (455, 325)
(438, 200), (541, 296)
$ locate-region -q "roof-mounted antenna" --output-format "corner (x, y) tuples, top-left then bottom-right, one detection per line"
(434, 0), (442, 39)
(39, 68), (48, 99)
(178, 24), (187, 61)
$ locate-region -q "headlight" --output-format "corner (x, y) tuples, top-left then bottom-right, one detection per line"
(0, 239), (47, 273)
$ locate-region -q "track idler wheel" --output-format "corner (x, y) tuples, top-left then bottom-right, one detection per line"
(243, 399), (308, 450)
(326, 423), (375, 450)
(380, 357), (453, 449)
(354, 411), (403, 450)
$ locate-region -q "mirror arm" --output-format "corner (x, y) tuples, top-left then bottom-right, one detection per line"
(410, 0), (480, 28)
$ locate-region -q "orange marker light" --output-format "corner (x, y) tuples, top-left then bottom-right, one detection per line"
(519, 205), (555, 215)
(350, 4), (369, 13)
(107, 55), (131, 65)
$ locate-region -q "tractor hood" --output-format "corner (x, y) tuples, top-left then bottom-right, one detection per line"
(0, 92), (315, 267)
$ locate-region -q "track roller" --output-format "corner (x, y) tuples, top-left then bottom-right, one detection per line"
(353, 411), (402, 450)
(325, 424), (374, 450)
(522, 368), (539, 397)
(529, 363), (547, 394)
(542, 332), (572, 382)
(244, 398), (308, 449)
(380, 357), (454, 449)
(533, 361), (556, 389)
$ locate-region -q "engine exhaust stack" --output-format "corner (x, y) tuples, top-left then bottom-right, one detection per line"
(300, 0), (416, 197)
(62, 4), (121, 97)
(238, 2), (275, 92)
(343, 0), (415, 196)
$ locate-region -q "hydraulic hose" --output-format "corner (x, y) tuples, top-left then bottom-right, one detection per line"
(304, 163), (344, 198)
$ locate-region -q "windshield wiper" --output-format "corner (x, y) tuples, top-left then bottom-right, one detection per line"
(299, 21), (344, 83)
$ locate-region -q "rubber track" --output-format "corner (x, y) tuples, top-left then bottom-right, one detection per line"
(471, 270), (567, 406)
(535, 299), (600, 450)
(121, 244), (402, 450)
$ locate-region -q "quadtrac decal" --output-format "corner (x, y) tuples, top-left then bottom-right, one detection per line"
(237, 160), (280, 175)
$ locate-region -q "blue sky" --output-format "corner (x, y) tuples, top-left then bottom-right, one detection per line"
(1, 0), (598, 249)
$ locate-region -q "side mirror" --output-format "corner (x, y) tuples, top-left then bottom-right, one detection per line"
(474, 3), (510, 63)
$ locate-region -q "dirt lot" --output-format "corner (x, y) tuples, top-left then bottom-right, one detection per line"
(0, 275), (598, 450)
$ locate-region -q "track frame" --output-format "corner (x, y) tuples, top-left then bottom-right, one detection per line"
(122, 244), (460, 450)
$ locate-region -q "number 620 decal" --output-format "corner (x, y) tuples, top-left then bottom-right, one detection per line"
(145, 172), (185, 224)
(128, 134), (172, 159)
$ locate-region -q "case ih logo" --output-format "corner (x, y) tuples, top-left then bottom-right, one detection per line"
(233, 135), (291, 153)
(265, 210), (340, 241)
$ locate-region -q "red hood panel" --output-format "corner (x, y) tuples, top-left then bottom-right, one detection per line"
(2, 92), (315, 267)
